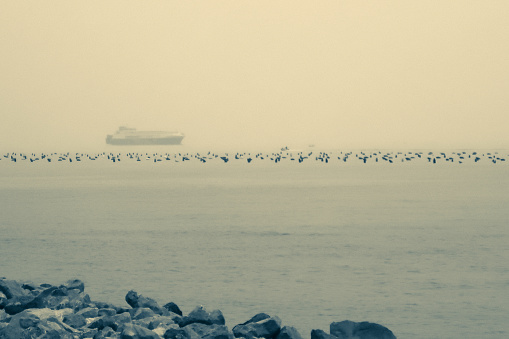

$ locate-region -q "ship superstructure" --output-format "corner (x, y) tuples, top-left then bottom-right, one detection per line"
(106, 126), (184, 145)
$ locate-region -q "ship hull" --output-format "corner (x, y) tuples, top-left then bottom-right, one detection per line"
(106, 136), (184, 145)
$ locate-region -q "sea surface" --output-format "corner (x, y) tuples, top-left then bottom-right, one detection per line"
(1, 148), (509, 338)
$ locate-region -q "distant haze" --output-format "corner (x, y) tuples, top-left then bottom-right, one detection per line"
(1, 1), (508, 151)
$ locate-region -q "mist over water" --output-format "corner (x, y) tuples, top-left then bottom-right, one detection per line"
(1, 151), (508, 338)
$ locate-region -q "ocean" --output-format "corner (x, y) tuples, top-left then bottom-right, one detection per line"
(1, 148), (508, 338)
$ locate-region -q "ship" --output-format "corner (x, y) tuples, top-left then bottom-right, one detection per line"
(106, 126), (185, 145)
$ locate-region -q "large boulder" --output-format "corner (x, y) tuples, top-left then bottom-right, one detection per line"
(126, 290), (166, 315)
(311, 329), (338, 339)
(131, 307), (157, 320)
(329, 320), (396, 339)
(179, 306), (225, 327)
(185, 323), (234, 339)
(120, 323), (160, 339)
(276, 326), (303, 339)
(164, 325), (201, 339)
(232, 314), (281, 339)
(164, 302), (183, 316)
(0, 279), (29, 299)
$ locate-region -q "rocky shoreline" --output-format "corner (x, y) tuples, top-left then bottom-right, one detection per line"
(0, 278), (396, 339)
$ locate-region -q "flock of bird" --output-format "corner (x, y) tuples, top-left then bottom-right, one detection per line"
(1, 150), (507, 165)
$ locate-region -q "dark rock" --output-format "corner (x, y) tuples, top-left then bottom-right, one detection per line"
(88, 316), (118, 331)
(3, 295), (36, 315)
(311, 329), (338, 339)
(232, 315), (281, 339)
(21, 282), (38, 291)
(180, 306), (225, 327)
(164, 326), (200, 339)
(164, 302), (183, 316)
(330, 320), (396, 339)
(63, 313), (87, 329)
(0, 279), (28, 299)
(237, 313), (271, 326)
(120, 323), (160, 339)
(276, 326), (303, 339)
(126, 290), (165, 315)
(186, 323), (234, 339)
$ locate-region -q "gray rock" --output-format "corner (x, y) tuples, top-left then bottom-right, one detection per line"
(180, 306), (225, 327)
(186, 323), (234, 339)
(276, 326), (303, 339)
(120, 323), (160, 339)
(62, 279), (85, 293)
(93, 325), (117, 339)
(76, 307), (100, 318)
(111, 311), (132, 326)
(63, 313), (87, 329)
(237, 313), (270, 326)
(164, 302), (183, 316)
(310, 329), (338, 339)
(232, 315), (281, 339)
(330, 320), (396, 339)
(143, 315), (175, 330)
(0, 278), (28, 299)
(88, 316), (119, 331)
(98, 308), (117, 317)
(131, 307), (157, 320)
(164, 326), (201, 339)
(1, 310), (77, 339)
(126, 290), (165, 315)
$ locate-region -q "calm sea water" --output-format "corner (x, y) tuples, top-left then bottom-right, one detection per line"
(1, 149), (508, 338)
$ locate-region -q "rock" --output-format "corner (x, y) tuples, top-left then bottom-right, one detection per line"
(76, 307), (100, 318)
(276, 326), (303, 339)
(120, 323), (160, 339)
(0, 310), (77, 339)
(185, 323), (234, 339)
(126, 290), (165, 315)
(237, 313), (271, 326)
(93, 325), (116, 339)
(88, 316), (119, 331)
(131, 307), (157, 320)
(310, 329), (338, 339)
(330, 321), (396, 339)
(232, 315), (281, 339)
(111, 311), (132, 327)
(63, 313), (87, 329)
(98, 308), (117, 317)
(164, 326), (201, 339)
(180, 306), (225, 327)
(164, 302), (183, 316)
(147, 315), (176, 330)
(0, 278), (28, 299)
(61, 279), (85, 293)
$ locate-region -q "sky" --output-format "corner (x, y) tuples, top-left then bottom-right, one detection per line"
(1, 1), (508, 151)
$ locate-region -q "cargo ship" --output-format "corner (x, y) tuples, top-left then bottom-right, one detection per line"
(106, 126), (184, 145)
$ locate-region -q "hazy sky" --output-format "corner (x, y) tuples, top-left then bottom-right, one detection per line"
(1, 1), (508, 150)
